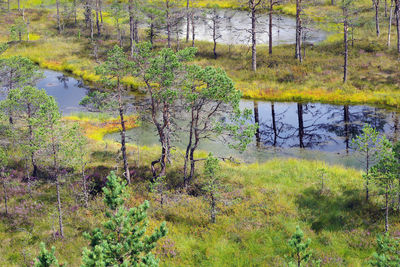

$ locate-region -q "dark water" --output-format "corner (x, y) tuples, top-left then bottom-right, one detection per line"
(35, 70), (399, 167)
(35, 69), (89, 114)
(181, 9), (327, 45)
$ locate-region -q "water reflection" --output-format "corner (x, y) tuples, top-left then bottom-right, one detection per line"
(249, 100), (398, 153)
(31, 70), (400, 167)
(182, 9), (327, 45)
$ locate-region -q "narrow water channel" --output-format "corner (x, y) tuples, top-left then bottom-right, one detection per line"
(34, 70), (399, 168)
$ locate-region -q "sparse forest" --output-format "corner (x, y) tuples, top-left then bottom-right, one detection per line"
(1, 0), (400, 266)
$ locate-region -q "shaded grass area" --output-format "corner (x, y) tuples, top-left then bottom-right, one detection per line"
(0, 144), (395, 266)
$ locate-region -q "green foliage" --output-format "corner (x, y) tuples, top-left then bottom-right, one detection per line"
(370, 233), (400, 267)
(79, 91), (117, 112)
(0, 56), (43, 93)
(0, 43), (8, 55)
(10, 17), (27, 42)
(82, 172), (167, 267)
(95, 45), (133, 88)
(0, 147), (7, 169)
(369, 137), (397, 189)
(351, 124), (380, 162)
(202, 154), (220, 223)
(34, 242), (59, 267)
(287, 226), (313, 267)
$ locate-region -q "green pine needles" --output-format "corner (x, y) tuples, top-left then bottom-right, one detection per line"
(81, 171), (167, 267)
(34, 243), (59, 267)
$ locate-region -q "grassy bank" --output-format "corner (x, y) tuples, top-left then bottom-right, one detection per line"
(0, 141), (394, 266)
(2, 6), (400, 107)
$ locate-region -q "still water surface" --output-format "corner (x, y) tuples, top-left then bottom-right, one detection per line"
(36, 70), (399, 168)
(180, 9), (327, 45)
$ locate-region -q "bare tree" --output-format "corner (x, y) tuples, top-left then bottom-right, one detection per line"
(396, 0), (400, 52)
(373, 0), (381, 36)
(203, 5), (223, 59)
(295, 0), (302, 61)
(245, 0), (265, 71)
(388, 0), (394, 47)
(268, 0), (283, 54)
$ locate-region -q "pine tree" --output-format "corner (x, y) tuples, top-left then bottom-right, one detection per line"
(34, 242), (59, 267)
(82, 172), (167, 267)
(202, 153), (220, 223)
(287, 226), (313, 267)
(352, 124), (381, 202)
(370, 233), (400, 266)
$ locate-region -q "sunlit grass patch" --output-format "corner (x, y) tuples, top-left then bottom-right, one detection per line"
(63, 113), (138, 142)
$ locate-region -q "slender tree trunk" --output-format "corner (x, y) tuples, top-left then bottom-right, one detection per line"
(2, 180), (8, 216)
(116, 20), (122, 47)
(388, 0), (394, 46)
(26, 18), (30, 41)
(191, 12), (196, 47)
(150, 22), (154, 47)
(95, 0), (100, 36)
(213, 18), (217, 59)
(184, 108), (195, 186)
(166, 0), (171, 48)
(129, 0), (135, 57)
(186, 0), (190, 42)
(28, 105), (38, 178)
(56, 0), (61, 34)
(55, 176), (64, 237)
(210, 192), (216, 223)
(297, 103), (304, 148)
(251, 6), (257, 71)
(254, 101), (260, 147)
(18, 0), (20, 11)
(51, 132), (64, 238)
(295, 0), (302, 62)
(269, 2), (273, 55)
(272, 102), (277, 146)
(375, 0), (381, 36)
(73, 0), (77, 25)
(134, 19), (139, 43)
(82, 166), (88, 208)
(117, 79), (131, 184)
(8, 0), (10, 12)
(343, 9), (349, 83)
(396, 1), (400, 52)
(366, 151), (370, 202)
(386, 0), (388, 16)
(99, 0), (103, 24)
(385, 186), (389, 232)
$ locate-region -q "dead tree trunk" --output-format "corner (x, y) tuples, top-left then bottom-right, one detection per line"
(396, 0), (400, 52)
(191, 12), (196, 47)
(166, 0), (171, 48)
(56, 0), (61, 34)
(388, 0), (394, 46)
(129, 0), (135, 56)
(374, 0), (381, 36)
(295, 0), (302, 62)
(343, 7), (349, 83)
(186, 0), (190, 42)
(268, 0), (274, 54)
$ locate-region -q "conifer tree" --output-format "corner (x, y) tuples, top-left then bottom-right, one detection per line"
(94, 45), (134, 184)
(82, 172), (167, 267)
(34, 242), (59, 267)
(370, 233), (400, 266)
(352, 124), (381, 202)
(369, 137), (398, 232)
(287, 226), (313, 267)
(203, 153), (220, 223)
